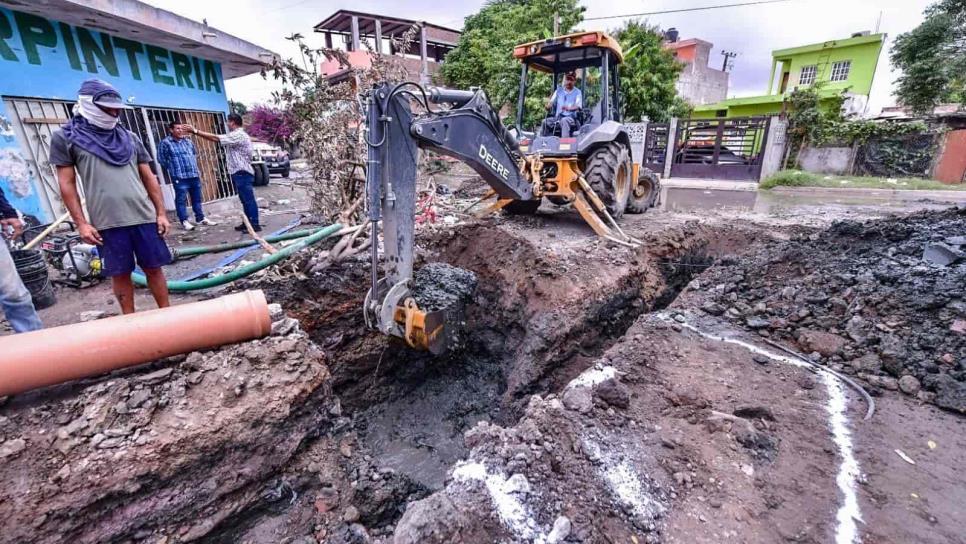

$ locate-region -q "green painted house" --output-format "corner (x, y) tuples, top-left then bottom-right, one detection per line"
(692, 32), (885, 118)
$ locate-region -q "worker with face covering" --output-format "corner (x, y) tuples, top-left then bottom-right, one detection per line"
(51, 79), (173, 314)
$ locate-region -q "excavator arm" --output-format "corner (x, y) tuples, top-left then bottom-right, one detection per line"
(363, 82), (535, 353)
(362, 81), (635, 353)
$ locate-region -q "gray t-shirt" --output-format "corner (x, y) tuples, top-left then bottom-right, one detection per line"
(49, 129), (156, 230)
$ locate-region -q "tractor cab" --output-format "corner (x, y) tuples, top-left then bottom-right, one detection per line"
(512, 31), (625, 157)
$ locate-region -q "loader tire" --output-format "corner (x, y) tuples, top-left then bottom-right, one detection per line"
(504, 199), (541, 215)
(584, 142), (632, 219)
(626, 169), (661, 214)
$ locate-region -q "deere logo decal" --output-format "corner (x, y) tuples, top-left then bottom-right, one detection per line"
(478, 144), (510, 181)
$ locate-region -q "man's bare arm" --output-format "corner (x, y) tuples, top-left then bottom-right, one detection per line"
(185, 125), (221, 143)
(138, 163), (170, 236)
(57, 165), (102, 244)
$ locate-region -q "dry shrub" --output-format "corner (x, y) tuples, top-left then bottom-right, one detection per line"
(265, 29), (418, 223)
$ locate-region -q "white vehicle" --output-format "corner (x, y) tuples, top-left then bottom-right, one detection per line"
(251, 142), (290, 185)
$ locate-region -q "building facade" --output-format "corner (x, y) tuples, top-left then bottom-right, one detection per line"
(693, 32), (885, 119)
(0, 0), (274, 225)
(663, 36), (729, 106)
(314, 10), (460, 85)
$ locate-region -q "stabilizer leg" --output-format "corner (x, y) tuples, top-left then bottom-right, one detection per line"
(571, 176), (642, 247)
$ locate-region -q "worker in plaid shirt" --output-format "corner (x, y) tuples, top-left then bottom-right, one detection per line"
(157, 120), (217, 230)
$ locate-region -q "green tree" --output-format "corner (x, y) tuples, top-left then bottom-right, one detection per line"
(613, 20), (689, 122)
(440, 0), (585, 125)
(891, 0), (966, 114)
(228, 99), (249, 116)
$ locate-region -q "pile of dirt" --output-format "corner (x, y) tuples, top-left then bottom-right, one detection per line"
(389, 311), (856, 544)
(0, 312), (338, 543)
(684, 207), (965, 412)
(393, 370), (669, 544)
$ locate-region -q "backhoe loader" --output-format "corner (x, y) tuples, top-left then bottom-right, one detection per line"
(363, 31), (661, 353)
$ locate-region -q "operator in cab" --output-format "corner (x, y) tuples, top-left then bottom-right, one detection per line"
(543, 71), (582, 138)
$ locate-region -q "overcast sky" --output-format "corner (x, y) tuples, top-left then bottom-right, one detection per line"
(144, 0), (934, 113)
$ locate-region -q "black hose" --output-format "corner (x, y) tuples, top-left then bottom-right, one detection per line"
(384, 81), (431, 111)
(762, 338), (876, 421)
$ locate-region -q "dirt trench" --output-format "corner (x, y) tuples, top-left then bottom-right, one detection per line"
(0, 217), (755, 544)
(238, 219), (744, 541)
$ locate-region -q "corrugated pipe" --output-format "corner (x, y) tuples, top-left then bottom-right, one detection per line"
(133, 223), (344, 292)
(0, 290), (271, 397)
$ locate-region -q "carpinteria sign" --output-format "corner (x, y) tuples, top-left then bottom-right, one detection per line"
(0, 7), (228, 111)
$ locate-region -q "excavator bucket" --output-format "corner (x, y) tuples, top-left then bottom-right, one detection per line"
(392, 300), (450, 355)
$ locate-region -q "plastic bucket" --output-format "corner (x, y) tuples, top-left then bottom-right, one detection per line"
(12, 249), (56, 309)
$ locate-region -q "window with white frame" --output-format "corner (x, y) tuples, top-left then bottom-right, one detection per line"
(799, 65), (817, 85)
(830, 60), (851, 82)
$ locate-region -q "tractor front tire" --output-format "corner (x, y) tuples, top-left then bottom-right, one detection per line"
(626, 169), (661, 214)
(503, 199), (542, 215)
(584, 142), (632, 219)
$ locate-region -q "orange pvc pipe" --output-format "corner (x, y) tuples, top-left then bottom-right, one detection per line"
(0, 290), (272, 397)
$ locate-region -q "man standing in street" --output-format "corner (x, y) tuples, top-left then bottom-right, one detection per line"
(0, 186), (42, 332)
(53, 79), (172, 314)
(157, 120), (217, 231)
(188, 114), (260, 231)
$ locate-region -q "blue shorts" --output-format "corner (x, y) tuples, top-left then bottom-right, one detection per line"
(100, 223), (172, 277)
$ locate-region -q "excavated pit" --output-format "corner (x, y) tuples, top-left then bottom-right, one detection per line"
(0, 218), (757, 544)
(257, 220), (742, 536)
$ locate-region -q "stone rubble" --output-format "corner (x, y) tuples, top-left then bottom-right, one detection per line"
(697, 208), (965, 412)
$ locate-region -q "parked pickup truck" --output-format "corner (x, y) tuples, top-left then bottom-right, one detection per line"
(252, 142), (290, 185)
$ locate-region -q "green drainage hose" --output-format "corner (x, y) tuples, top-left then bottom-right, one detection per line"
(133, 223), (344, 292)
(171, 229), (322, 260)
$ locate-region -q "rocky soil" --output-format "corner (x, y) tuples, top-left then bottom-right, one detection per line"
(1, 205), (964, 544)
(0, 311), (336, 543)
(685, 207), (965, 412)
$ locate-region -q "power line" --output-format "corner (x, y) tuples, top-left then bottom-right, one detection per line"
(267, 0), (316, 15)
(584, 0), (796, 22)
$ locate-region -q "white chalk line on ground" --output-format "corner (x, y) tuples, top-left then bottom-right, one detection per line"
(567, 364), (667, 528)
(581, 438), (666, 523)
(668, 317), (863, 544)
(452, 461), (553, 543)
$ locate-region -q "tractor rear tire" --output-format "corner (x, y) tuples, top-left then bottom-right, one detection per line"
(503, 199), (542, 215)
(584, 142), (632, 219)
(626, 169), (661, 214)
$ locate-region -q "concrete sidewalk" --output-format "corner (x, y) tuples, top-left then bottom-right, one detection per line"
(662, 177), (966, 204)
(662, 178), (759, 191)
(769, 185), (966, 203)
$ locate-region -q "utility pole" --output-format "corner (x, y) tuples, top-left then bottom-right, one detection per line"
(721, 50), (738, 72)
(553, 12), (559, 35)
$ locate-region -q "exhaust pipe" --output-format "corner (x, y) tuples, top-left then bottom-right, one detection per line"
(0, 290), (272, 397)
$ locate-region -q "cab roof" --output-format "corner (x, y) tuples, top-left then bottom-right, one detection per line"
(513, 31), (624, 73)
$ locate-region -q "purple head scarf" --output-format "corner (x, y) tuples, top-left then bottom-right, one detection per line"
(60, 79), (135, 166)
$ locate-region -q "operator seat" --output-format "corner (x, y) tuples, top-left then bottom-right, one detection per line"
(541, 105), (584, 138)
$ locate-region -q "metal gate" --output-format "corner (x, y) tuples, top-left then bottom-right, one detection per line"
(670, 117), (770, 181)
(3, 97), (233, 221)
(137, 107), (235, 202)
(642, 122), (669, 173)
